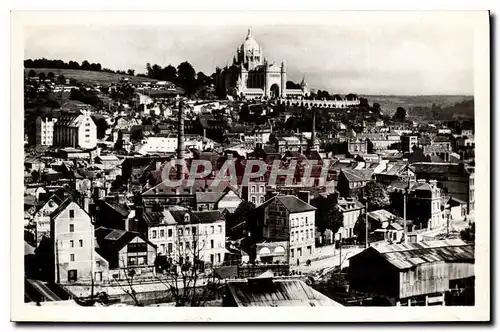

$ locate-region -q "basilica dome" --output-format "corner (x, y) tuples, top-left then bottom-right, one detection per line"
(240, 28), (261, 52)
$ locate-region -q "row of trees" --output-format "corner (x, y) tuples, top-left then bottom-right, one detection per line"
(24, 58), (136, 76)
(145, 62), (214, 96)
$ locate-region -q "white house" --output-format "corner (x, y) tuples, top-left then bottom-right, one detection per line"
(145, 208), (227, 267)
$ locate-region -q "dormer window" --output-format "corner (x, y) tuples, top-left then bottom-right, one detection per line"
(184, 213), (190, 223)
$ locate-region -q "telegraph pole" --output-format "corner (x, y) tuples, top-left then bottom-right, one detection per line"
(365, 200), (369, 248)
(403, 192), (407, 243)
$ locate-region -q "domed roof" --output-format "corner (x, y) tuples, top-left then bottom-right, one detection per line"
(240, 28), (260, 52)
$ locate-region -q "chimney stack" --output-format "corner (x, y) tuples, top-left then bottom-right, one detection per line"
(177, 101), (186, 179)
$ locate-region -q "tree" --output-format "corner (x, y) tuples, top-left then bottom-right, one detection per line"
(153, 225), (222, 307)
(393, 107), (407, 122)
(127, 69), (135, 76)
(314, 194), (343, 238)
(38, 72), (46, 81)
(57, 74), (66, 84)
(353, 213), (381, 243)
(92, 116), (109, 139)
(47, 72), (55, 81)
(460, 222), (475, 242)
(162, 65), (178, 82)
(361, 181), (390, 211)
(111, 259), (143, 306)
(28, 69), (37, 78)
(177, 61), (197, 96)
(130, 128), (144, 141)
(196, 72), (210, 89)
(227, 201), (257, 238)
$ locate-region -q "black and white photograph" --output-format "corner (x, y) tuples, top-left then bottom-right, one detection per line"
(10, 10), (490, 322)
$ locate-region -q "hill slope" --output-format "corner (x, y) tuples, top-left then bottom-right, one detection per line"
(24, 68), (157, 86)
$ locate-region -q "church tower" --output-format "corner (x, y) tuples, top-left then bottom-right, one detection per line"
(280, 60), (287, 98)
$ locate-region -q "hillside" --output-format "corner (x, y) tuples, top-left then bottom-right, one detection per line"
(360, 95), (473, 115)
(24, 68), (157, 86)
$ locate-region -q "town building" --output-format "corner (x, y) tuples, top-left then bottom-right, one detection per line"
(143, 208), (227, 267)
(35, 116), (57, 146)
(94, 226), (157, 280)
(53, 110), (97, 149)
(336, 197), (365, 239)
(348, 239), (475, 306)
(49, 198), (95, 284)
(256, 195), (316, 265)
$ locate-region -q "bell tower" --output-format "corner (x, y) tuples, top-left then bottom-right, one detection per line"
(280, 60), (287, 98)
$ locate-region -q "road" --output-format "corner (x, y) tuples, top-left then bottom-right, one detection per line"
(294, 246), (364, 274)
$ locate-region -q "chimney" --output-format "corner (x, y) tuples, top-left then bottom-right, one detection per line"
(177, 101), (186, 179)
(297, 191), (310, 204)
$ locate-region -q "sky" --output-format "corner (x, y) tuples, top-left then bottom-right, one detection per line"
(24, 23), (474, 95)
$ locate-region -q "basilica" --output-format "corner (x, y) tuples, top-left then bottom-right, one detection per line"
(215, 28), (309, 99)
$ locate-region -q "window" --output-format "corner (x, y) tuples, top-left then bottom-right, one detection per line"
(305, 217), (308, 224)
(69, 224), (74, 232)
(192, 227), (196, 235)
(70, 240), (74, 247)
(152, 230), (157, 239)
(210, 226), (214, 234)
(186, 242), (190, 250)
(291, 249), (294, 258)
(70, 254), (75, 262)
(69, 210), (75, 219)
(301, 217), (304, 226)
(85, 134), (90, 138)
(217, 253), (221, 263)
(68, 269), (77, 282)
(260, 196), (265, 203)
(167, 243), (173, 252)
(127, 243), (147, 253)
(179, 242), (184, 250)
(218, 225), (222, 234)
(168, 229), (173, 237)
(160, 244), (165, 253)
(185, 227), (190, 236)
(251, 186), (256, 193)
(260, 186), (264, 192)
(178, 229), (183, 236)
(96, 261), (101, 268)
(79, 239), (83, 247)
(252, 196), (256, 204)
(210, 240), (214, 249)
(160, 230), (165, 238)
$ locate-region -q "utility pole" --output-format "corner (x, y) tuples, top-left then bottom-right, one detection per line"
(339, 233), (342, 273)
(403, 192), (407, 244)
(365, 200), (369, 248)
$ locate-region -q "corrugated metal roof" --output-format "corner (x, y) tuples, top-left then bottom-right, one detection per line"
(226, 279), (343, 307)
(368, 239), (474, 270)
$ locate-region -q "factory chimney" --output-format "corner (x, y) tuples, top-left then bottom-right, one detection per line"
(177, 100), (186, 180)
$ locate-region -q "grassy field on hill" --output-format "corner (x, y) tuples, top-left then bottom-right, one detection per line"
(360, 95), (473, 114)
(24, 68), (157, 86)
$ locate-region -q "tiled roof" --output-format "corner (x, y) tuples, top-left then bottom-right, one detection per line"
(259, 195), (316, 214)
(341, 169), (374, 182)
